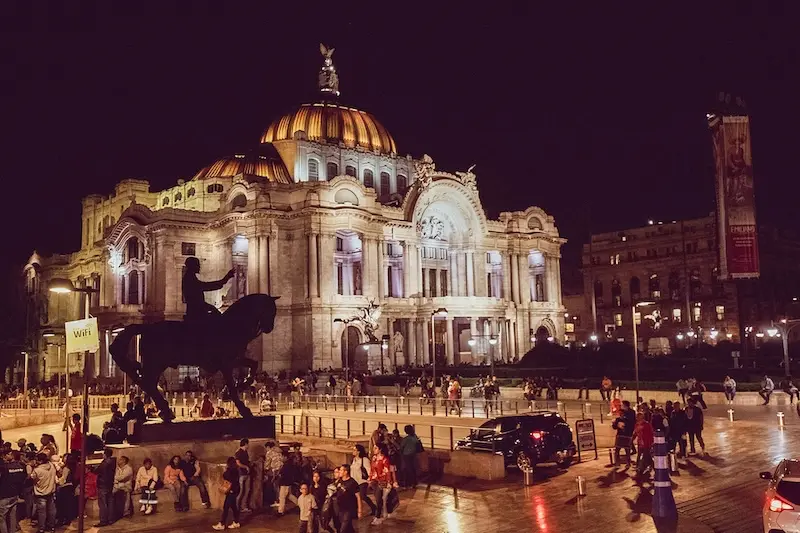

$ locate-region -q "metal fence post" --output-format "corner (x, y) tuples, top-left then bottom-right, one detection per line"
(293, 415), (297, 434)
(333, 418), (337, 439)
(280, 414), (284, 434)
(430, 426), (435, 450)
(305, 416), (309, 436)
(319, 418), (323, 437)
(450, 427), (454, 451)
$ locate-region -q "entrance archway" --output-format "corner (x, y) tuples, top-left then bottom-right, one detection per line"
(535, 326), (551, 343)
(341, 326), (361, 371)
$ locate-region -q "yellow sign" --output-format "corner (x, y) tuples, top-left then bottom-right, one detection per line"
(65, 317), (100, 354)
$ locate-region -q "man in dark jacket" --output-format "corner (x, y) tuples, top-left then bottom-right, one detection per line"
(685, 398), (705, 456)
(612, 400), (636, 467)
(94, 448), (117, 526)
(0, 450), (27, 532)
(668, 403), (688, 457)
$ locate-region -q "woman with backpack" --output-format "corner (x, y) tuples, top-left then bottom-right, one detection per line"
(350, 444), (376, 518)
(399, 425), (423, 488)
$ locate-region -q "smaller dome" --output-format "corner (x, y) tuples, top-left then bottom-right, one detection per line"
(193, 144), (291, 184)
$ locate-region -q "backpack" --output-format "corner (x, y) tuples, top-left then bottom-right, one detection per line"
(360, 458), (369, 481)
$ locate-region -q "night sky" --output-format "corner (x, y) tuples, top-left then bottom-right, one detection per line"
(2, 4), (799, 292)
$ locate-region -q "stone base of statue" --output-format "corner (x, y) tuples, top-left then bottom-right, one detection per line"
(131, 414), (276, 444)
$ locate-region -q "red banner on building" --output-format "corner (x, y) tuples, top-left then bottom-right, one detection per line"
(709, 114), (760, 279)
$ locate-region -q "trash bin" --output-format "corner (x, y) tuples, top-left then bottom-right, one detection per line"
(523, 467), (535, 486)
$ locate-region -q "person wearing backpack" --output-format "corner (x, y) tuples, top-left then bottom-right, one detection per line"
(350, 444), (376, 517)
(399, 425), (423, 488)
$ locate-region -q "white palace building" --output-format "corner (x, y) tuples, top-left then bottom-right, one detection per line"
(23, 48), (566, 384)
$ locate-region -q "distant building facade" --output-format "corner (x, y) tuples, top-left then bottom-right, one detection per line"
(21, 50), (566, 385)
(579, 215), (800, 353)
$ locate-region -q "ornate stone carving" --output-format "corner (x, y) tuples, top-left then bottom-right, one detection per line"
(419, 216), (445, 240)
(107, 246), (123, 274)
(455, 164), (477, 190)
(414, 154), (435, 189)
(350, 298), (382, 343)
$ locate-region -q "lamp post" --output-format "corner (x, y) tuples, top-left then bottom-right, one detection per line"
(334, 318), (355, 382)
(430, 308), (448, 392)
(21, 351), (29, 404)
(631, 300), (655, 405)
(49, 277), (99, 533)
(380, 335), (389, 374)
(769, 319), (800, 376)
(468, 334), (498, 377)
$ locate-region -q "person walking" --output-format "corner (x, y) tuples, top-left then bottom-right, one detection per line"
(668, 403), (688, 458)
(336, 464), (359, 533)
(723, 376), (737, 404)
(234, 439), (252, 513)
(309, 470), (327, 533)
(31, 452), (57, 533)
(760, 375), (775, 405)
(212, 457), (241, 530)
(0, 450), (27, 533)
(612, 400), (635, 468)
(685, 398), (705, 456)
(350, 444), (375, 518)
(94, 448), (117, 526)
(296, 483), (317, 533)
(369, 443), (397, 526)
(277, 453), (298, 516)
(263, 441), (284, 508)
(633, 413), (654, 477)
(676, 378), (688, 404)
(689, 379), (708, 409)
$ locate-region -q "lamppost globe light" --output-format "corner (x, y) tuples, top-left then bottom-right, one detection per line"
(434, 307), (448, 317)
(547, 336), (554, 342)
(636, 300), (656, 307)
(589, 334), (598, 342)
(767, 327), (779, 338)
(42, 332), (56, 338)
(686, 330), (695, 338)
(676, 333), (684, 340)
(756, 332), (765, 338)
(467, 338), (476, 347)
(488, 336), (498, 346)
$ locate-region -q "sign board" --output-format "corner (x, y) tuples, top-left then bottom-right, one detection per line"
(65, 317), (100, 354)
(575, 419), (598, 460)
(709, 114), (760, 279)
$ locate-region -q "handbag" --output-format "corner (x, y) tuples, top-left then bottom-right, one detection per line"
(360, 458), (369, 481)
(218, 479), (232, 495)
(386, 487), (400, 513)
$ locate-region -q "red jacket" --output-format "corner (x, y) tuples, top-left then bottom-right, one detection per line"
(635, 421), (654, 449)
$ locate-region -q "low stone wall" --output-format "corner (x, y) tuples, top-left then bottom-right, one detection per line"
(0, 410), (64, 431)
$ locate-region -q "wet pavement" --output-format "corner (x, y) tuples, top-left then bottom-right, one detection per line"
(13, 404), (793, 532)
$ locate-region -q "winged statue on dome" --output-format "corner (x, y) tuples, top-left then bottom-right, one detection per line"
(354, 299), (382, 343)
(455, 164), (477, 190)
(318, 43), (340, 97)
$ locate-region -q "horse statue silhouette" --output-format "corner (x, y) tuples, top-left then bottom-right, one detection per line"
(109, 293), (279, 421)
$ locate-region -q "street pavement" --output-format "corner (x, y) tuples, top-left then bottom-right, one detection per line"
(9, 407), (787, 532)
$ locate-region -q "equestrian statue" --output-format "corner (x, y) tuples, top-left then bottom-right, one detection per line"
(110, 256), (279, 421)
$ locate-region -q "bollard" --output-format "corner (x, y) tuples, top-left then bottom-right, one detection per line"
(668, 451), (678, 473)
(652, 429), (677, 519)
(523, 467), (535, 486)
(727, 409), (734, 422)
(608, 448), (615, 466)
(584, 402), (591, 417)
(778, 412), (785, 428)
(576, 475), (587, 496)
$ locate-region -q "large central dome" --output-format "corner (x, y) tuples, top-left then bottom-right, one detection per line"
(260, 102), (397, 155)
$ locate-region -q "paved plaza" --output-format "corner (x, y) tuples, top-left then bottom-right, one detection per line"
(9, 402), (796, 532)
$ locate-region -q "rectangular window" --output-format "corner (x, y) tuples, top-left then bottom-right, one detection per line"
(487, 272), (493, 297)
(429, 269), (438, 297)
(336, 263), (343, 295)
(634, 312), (641, 325)
(672, 308), (682, 322)
(387, 266), (394, 297)
(716, 305), (725, 321)
(440, 270), (448, 297)
(181, 242), (196, 256)
(614, 313), (623, 327)
(693, 304), (701, 323)
(336, 237), (343, 252)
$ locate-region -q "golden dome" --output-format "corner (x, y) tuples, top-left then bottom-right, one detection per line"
(192, 145), (292, 184)
(261, 103), (397, 155)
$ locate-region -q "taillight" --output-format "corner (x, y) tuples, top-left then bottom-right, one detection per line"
(530, 431), (546, 440)
(769, 496), (794, 512)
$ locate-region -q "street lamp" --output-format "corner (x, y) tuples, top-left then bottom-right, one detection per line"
(334, 318), (355, 382)
(488, 335), (498, 377)
(676, 333), (684, 341)
(770, 319), (800, 376)
(49, 277), (99, 533)
(430, 308), (448, 397)
(381, 335), (389, 374)
(631, 300), (655, 405)
(589, 333), (598, 343)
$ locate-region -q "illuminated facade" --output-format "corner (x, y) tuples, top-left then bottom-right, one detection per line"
(23, 48), (566, 383)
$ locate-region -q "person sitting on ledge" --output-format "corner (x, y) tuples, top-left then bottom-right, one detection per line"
(181, 257), (233, 322)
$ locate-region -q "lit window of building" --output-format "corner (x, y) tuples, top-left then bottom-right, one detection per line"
(614, 313), (623, 327)
(716, 305), (725, 321)
(634, 312), (641, 325)
(672, 308), (682, 322)
(693, 303), (701, 323)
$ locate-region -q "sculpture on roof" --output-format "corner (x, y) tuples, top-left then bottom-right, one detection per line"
(353, 298), (381, 343)
(318, 43), (340, 97)
(455, 164), (477, 190)
(414, 154), (436, 189)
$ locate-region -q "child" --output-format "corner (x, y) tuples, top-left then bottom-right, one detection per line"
(297, 483), (317, 533)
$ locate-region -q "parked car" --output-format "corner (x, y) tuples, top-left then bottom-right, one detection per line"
(455, 412), (576, 470)
(760, 459), (800, 533)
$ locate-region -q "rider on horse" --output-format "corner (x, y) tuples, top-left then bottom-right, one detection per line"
(181, 257), (234, 321)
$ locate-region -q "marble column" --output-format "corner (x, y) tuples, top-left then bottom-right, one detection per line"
(449, 251), (458, 296)
(259, 235), (268, 294)
(417, 245), (424, 296)
(376, 238), (385, 299)
(465, 251), (475, 297)
(501, 253), (511, 301)
(381, 243), (389, 298)
(422, 316), (431, 364)
(308, 233), (318, 298)
(402, 243), (411, 298)
(268, 231), (278, 296)
(137, 270), (144, 305)
(445, 317), (455, 365)
(247, 236), (259, 296)
(421, 267), (427, 297)
(470, 318), (478, 363)
(518, 253), (530, 303)
(511, 253), (521, 303)
(408, 319), (417, 365)
(319, 234), (335, 300)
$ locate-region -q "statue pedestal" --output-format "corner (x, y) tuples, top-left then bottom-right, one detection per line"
(356, 343), (385, 373)
(133, 415), (276, 444)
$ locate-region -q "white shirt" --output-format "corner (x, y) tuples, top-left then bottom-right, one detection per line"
(350, 456), (371, 485)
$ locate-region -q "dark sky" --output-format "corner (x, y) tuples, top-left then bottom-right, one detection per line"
(2, 3), (799, 291)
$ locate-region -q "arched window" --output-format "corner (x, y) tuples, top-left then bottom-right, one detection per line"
(649, 273), (661, 299)
(629, 276), (641, 299)
(308, 159), (319, 181)
(611, 279), (622, 307)
(127, 237), (140, 261)
(128, 270), (139, 305)
(380, 171), (390, 197)
(327, 162), (338, 179)
(397, 174), (408, 194)
(594, 280), (604, 305)
(162, 197), (170, 206)
(363, 169), (374, 188)
(345, 165), (356, 177)
(232, 194), (247, 209)
(207, 184), (215, 193)
(97, 222), (102, 234)
(214, 184), (223, 193)
(174, 191), (182, 202)
(187, 187), (196, 198)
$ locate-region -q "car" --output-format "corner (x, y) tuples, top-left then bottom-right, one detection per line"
(760, 459), (800, 533)
(455, 412), (577, 471)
